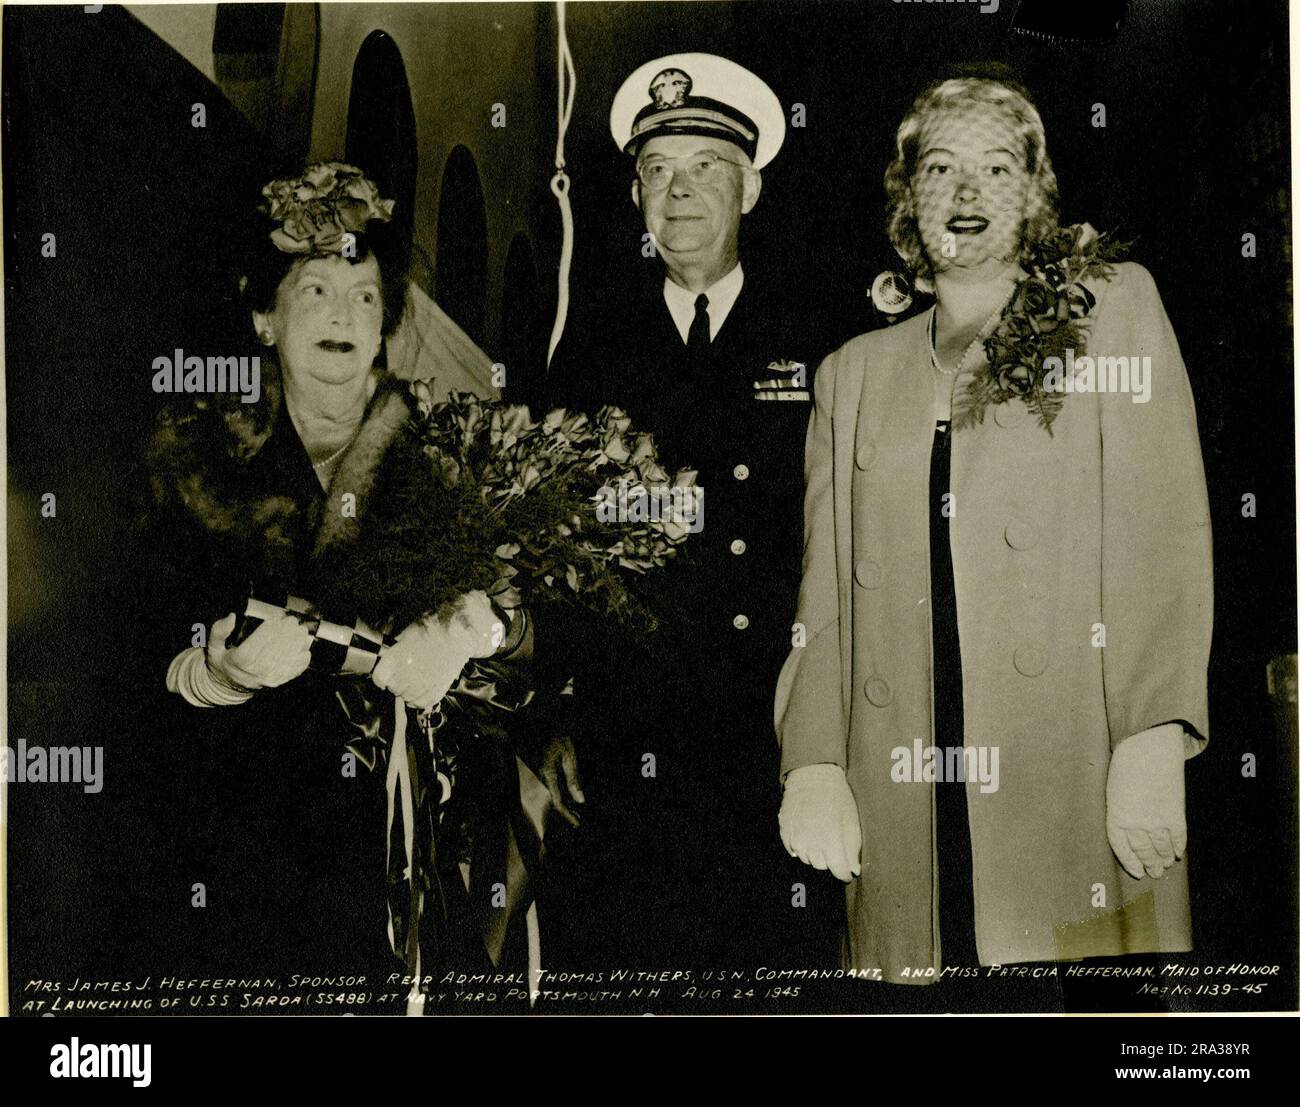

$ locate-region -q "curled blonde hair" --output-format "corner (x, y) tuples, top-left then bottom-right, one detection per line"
(884, 76), (1059, 291)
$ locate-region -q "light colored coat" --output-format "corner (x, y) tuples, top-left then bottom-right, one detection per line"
(775, 263), (1213, 980)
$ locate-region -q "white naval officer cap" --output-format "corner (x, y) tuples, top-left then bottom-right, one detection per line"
(609, 52), (786, 170)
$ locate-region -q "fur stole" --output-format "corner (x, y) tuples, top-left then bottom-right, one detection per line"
(145, 366), (417, 589)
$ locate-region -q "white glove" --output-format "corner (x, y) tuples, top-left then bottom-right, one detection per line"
(208, 610), (312, 691)
(444, 590), (507, 659)
(779, 763), (862, 882)
(371, 591), (504, 709)
(1106, 723), (1187, 879)
(168, 611), (313, 707)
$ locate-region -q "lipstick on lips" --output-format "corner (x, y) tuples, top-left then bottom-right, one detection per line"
(317, 339), (355, 353)
(946, 214), (990, 235)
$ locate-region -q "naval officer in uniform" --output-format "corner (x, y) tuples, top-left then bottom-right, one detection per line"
(546, 53), (841, 974)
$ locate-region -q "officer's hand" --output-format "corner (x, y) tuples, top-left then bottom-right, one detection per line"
(779, 763), (861, 882)
(538, 735), (585, 827)
(1106, 723), (1187, 880)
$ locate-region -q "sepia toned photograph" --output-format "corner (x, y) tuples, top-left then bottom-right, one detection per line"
(2, 0), (1296, 1026)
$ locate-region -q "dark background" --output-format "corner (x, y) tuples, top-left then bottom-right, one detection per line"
(4, 0), (1296, 1013)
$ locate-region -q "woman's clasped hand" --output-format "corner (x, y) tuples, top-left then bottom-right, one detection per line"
(206, 610), (313, 693)
(370, 590), (504, 710)
(200, 590), (504, 710)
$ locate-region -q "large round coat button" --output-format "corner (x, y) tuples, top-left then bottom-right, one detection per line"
(993, 402), (1027, 429)
(733, 614), (750, 630)
(1004, 520), (1037, 550)
(1013, 645), (1049, 677)
(730, 539), (747, 555)
(855, 441), (877, 471)
(853, 559), (883, 589)
(733, 464), (750, 481)
(863, 676), (893, 706)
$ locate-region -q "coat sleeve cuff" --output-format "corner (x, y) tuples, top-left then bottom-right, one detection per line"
(1113, 716), (1208, 760)
(775, 620), (847, 776)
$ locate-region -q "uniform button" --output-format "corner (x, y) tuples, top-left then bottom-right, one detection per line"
(1004, 520), (1037, 550)
(1013, 645), (1049, 677)
(853, 558), (883, 589)
(863, 676), (892, 707)
(733, 614), (750, 630)
(730, 539), (747, 555)
(993, 403), (1027, 429)
(855, 441), (877, 470)
(733, 464), (750, 481)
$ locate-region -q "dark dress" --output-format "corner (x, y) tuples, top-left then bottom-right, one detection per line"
(129, 398), (397, 985)
(929, 419), (978, 968)
(131, 386), (550, 998)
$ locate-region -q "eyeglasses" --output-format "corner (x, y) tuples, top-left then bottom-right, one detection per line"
(636, 155), (747, 191)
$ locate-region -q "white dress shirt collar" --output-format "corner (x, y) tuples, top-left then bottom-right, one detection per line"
(662, 263), (745, 345)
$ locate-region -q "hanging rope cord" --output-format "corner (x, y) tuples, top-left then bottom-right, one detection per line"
(546, 0), (577, 369)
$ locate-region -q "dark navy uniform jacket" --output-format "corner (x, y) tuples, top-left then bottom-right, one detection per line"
(553, 267), (819, 654)
(543, 265), (842, 972)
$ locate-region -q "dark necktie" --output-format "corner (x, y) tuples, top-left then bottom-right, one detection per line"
(687, 293), (710, 363)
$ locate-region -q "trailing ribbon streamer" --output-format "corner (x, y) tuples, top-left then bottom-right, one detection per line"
(385, 697), (424, 1015)
(336, 655), (553, 1011)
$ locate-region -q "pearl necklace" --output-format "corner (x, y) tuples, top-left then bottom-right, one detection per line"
(928, 303), (1006, 377)
(312, 434), (357, 470)
(287, 407), (362, 471)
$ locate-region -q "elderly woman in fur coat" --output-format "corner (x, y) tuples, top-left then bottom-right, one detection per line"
(142, 164), (576, 1004)
(776, 76), (1213, 986)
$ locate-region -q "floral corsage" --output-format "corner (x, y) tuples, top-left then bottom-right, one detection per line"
(952, 222), (1129, 434)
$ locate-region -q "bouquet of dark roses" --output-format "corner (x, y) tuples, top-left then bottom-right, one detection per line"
(309, 384), (701, 982)
(323, 382), (700, 636)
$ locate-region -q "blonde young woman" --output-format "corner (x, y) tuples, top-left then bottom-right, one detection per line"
(776, 76), (1213, 983)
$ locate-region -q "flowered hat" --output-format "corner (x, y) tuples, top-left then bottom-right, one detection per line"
(259, 161), (395, 255)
